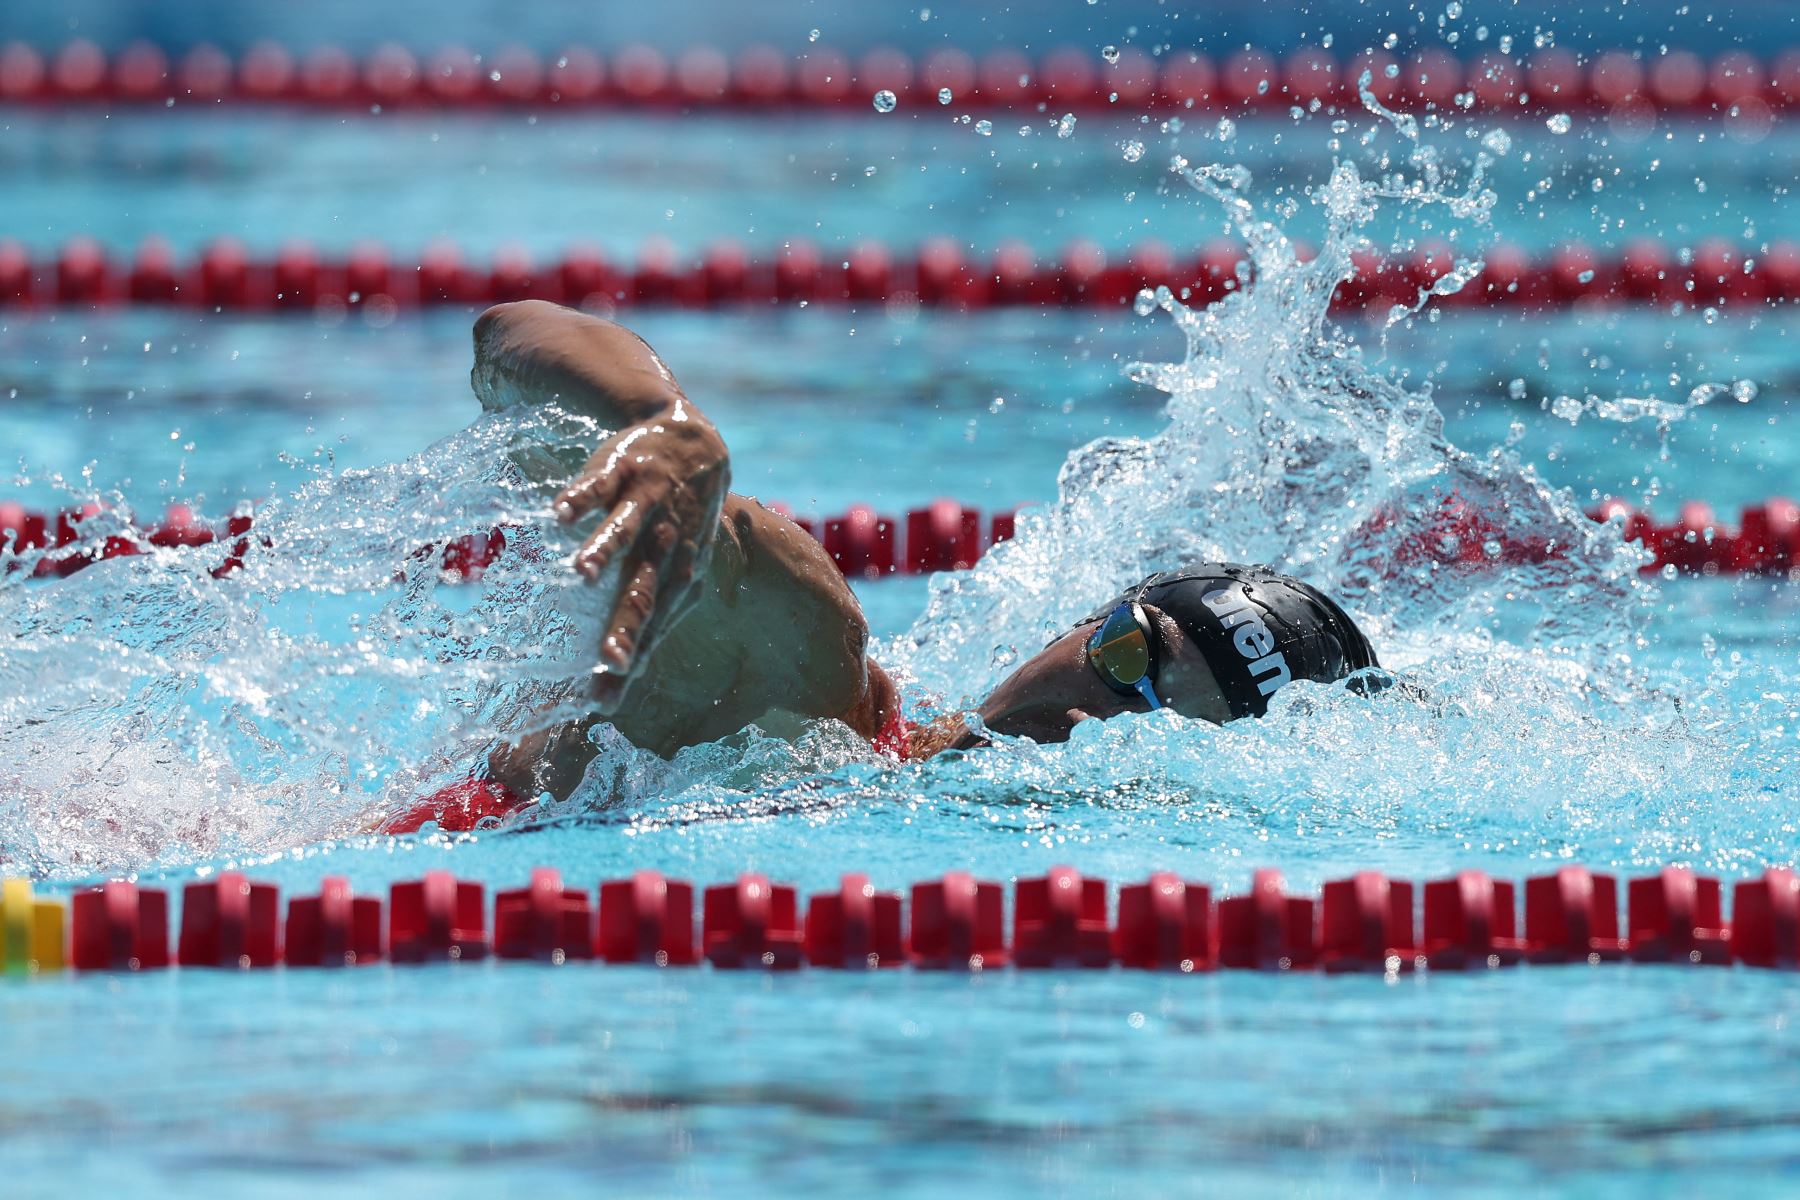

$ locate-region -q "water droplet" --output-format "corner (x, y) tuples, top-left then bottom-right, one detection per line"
(1133, 288), (1157, 315)
(975, 119), (993, 136)
(1101, 45), (1121, 65)
(1321, 33), (1334, 48)
(1445, 0), (1463, 16)
(1545, 113), (1572, 134)
(1508, 378), (1528, 400)
(872, 90), (897, 113)
(1384, 63), (1400, 79)
(938, 86), (953, 104)
(1216, 116), (1236, 140)
(1056, 112), (1077, 138)
(1017, 124), (1031, 136)
(864, 165), (877, 177)
(1732, 380), (1758, 403)
(1121, 139), (1145, 162)
(1481, 128), (1512, 155)
(808, 28), (820, 42)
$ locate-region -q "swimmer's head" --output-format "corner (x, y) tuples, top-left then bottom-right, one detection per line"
(972, 563), (1379, 744)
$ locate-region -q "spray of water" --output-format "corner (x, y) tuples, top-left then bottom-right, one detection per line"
(0, 403), (617, 876)
(0, 86), (1786, 882)
(890, 90), (1649, 702)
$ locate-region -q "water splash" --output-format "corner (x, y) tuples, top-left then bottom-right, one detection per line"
(861, 101), (1790, 877)
(0, 404), (618, 876)
(891, 114), (1643, 703)
(2, 89), (1791, 884)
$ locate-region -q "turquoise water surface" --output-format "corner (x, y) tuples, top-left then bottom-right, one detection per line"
(3, 27), (1800, 1196)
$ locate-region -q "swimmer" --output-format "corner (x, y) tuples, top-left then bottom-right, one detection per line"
(410, 301), (1381, 821)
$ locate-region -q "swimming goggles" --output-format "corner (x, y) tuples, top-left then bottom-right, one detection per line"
(1084, 602), (1163, 710)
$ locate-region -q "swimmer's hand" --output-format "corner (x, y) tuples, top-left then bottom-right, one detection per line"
(470, 300), (731, 710)
(556, 409), (729, 708)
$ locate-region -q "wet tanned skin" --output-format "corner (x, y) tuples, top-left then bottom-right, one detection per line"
(473, 301), (900, 797)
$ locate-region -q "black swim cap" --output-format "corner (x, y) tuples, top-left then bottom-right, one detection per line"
(1079, 563), (1378, 720)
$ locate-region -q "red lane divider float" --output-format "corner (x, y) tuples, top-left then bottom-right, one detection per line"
(177, 872), (281, 968)
(495, 867), (594, 962)
(597, 870), (698, 965)
(389, 871), (487, 962)
(11, 862), (1800, 976)
(805, 873), (905, 969)
(2, 236), (1796, 313)
(2, 41), (1795, 118)
(1587, 496), (1800, 577)
(704, 874), (804, 969)
(0, 500), (256, 580)
(3, 495), (1797, 584)
(67, 881), (168, 971)
(285, 876), (383, 966)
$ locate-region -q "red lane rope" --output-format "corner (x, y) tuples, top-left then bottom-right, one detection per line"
(10, 862), (1795, 974)
(1, 237), (1795, 311)
(2, 496), (1795, 582)
(1, 41), (1795, 117)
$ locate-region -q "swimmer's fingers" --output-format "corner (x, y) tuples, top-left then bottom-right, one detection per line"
(592, 555), (658, 711)
(553, 464), (623, 526)
(553, 424), (652, 523)
(593, 529), (705, 713)
(591, 522), (678, 711)
(571, 491), (653, 581)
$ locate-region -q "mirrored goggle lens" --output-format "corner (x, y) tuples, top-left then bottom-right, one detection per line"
(1087, 604), (1150, 687)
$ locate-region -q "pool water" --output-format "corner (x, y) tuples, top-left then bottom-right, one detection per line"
(3, 111), (1794, 259)
(4, 29), (1800, 1198)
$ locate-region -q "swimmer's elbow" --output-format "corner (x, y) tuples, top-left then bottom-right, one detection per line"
(468, 301), (683, 423)
(470, 301), (552, 412)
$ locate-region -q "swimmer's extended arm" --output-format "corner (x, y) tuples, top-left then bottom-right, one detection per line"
(471, 299), (729, 710)
(469, 301), (896, 751)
